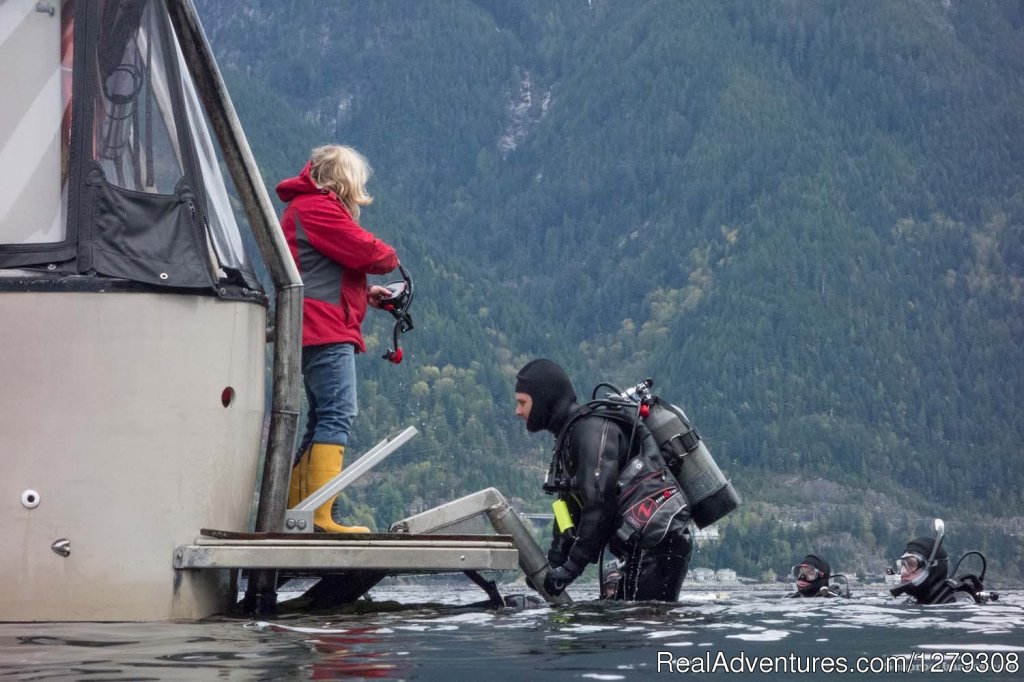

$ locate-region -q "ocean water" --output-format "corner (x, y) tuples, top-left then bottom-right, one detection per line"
(1, 581), (1021, 681)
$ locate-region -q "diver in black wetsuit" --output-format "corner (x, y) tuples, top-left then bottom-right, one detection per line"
(513, 359), (692, 602)
(601, 560), (623, 600)
(889, 526), (998, 605)
(890, 536), (958, 604)
(787, 554), (846, 598)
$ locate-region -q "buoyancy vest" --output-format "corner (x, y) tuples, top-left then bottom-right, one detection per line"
(549, 400), (690, 550)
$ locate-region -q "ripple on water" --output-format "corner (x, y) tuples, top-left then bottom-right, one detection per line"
(726, 628), (792, 642)
(919, 643), (1024, 652)
(646, 630), (697, 639)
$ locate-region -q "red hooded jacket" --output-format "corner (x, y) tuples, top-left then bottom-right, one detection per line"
(276, 162), (398, 351)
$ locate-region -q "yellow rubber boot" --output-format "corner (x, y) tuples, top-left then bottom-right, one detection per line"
(287, 447), (310, 508)
(307, 443), (371, 533)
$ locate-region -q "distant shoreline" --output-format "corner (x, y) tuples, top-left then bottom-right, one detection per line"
(679, 580), (1024, 591)
(384, 573), (1024, 592)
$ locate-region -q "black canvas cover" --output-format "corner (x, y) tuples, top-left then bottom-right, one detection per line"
(83, 162), (213, 288)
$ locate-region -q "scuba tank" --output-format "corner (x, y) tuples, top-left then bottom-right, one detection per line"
(642, 398), (741, 528)
(545, 378), (740, 530)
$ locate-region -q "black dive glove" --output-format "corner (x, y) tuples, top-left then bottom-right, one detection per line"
(544, 557), (585, 596)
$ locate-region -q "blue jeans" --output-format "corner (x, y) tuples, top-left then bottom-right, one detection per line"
(297, 343), (357, 460)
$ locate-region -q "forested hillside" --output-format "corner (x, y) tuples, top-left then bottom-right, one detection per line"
(195, 0), (1024, 581)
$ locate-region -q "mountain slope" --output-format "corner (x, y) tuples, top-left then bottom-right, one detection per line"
(196, 0), (1024, 579)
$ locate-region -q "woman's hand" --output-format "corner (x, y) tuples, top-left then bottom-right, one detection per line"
(367, 284), (391, 309)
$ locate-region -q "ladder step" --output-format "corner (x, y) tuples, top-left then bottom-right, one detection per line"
(176, 534), (520, 571)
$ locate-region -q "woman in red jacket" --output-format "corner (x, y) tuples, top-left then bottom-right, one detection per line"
(277, 145), (399, 532)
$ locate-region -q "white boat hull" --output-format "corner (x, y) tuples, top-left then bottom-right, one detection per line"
(1, 291), (266, 621)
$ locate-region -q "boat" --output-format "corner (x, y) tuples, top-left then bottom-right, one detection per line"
(1, 0), (556, 621)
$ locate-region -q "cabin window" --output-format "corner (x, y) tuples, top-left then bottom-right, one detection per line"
(89, 0), (184, 194)
(178, 41), (253, 279)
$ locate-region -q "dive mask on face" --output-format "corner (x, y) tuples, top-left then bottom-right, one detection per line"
(889, 554), (947, 598)
(892, 553), (927, 575)
(792, 564), (822, 582)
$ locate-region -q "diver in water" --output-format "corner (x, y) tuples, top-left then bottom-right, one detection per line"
(601, 560), (623, 600)
(890, 521), (998, 605)
(891, 536), (957, 604)
(787, 554), (847, 598)
(513, 359), (692, 601)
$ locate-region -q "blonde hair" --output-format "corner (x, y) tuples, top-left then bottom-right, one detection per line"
(308, 145), (374, 220)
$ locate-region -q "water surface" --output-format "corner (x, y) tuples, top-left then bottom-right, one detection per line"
(2, 582), (1021, 680)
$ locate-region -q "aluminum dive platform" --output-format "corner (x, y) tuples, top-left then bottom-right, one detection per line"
(172, 427), (570, 612)
(175, 529), (520, 573)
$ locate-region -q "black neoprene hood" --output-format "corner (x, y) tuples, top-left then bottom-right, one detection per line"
(515, 359), (577, 433)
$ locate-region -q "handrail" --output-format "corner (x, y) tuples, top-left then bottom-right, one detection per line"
(391, 487), (573, 605)
(166, 0), (303, 614)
